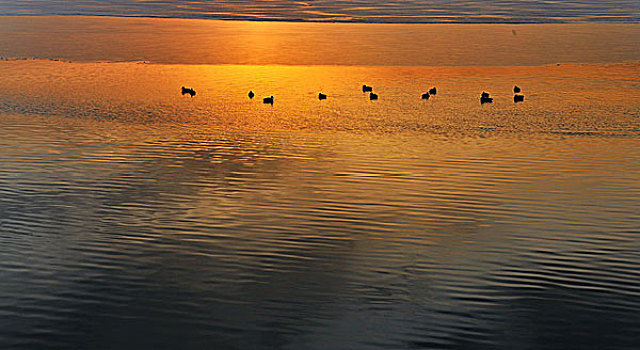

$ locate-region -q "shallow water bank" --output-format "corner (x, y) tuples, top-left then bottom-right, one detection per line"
(1, 16), (640, 66)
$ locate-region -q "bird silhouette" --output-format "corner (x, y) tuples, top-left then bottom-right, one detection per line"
(421, 92), (430, 100)
(514, 85), (521, 93)
(248, 90), (255, 99)
(480, 91), (493, 104)
(362, 85), (373, 93)
(181, 86), (196, 97)
(514, 94), (525, 103)
(369, 92), (378, 100)
(318, 93), (327, 100)
(263, 96), (274, 105)
(429, 87), (437, 95)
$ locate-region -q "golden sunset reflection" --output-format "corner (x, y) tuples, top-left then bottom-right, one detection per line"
(1, 12), (639, 350)
(1, 16), (639, 66)
(1, 59), (638, 134)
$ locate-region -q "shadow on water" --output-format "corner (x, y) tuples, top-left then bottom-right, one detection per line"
(0, 123), (362, 348)
(404, 285), (640, 349)
(2, 114), (639, 349)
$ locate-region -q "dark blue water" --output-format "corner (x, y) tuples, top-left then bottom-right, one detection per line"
(1, 0), (639, 23)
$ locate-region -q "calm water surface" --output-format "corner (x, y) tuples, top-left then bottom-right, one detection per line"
(1, 17), (640, 350)
(1, 17), (639, 66)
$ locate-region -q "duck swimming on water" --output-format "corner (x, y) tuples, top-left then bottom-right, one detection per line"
(181, 86), (196, 97)
(263, 96), (274, 105)
(248, 90), (255, 99)
(369, 92), (378, 100)
(362, 85), (373, 93)
(480, 91), (493, 104)
(421, 92), (430, 100)
(318, 93), (327, 100)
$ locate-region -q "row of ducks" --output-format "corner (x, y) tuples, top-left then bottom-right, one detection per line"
(248, 91), (275, 104)
(183, 85), (526, 104)
(361, 84), (437, 101)
(481, 86), (526, 104)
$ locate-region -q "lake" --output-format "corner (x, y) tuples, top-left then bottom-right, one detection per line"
(0, 16), (639, 350)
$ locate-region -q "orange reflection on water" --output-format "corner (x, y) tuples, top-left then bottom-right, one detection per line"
(1, 15), (640, 350)
(0, 60), (638, 134)
(1, 16), (639, 66)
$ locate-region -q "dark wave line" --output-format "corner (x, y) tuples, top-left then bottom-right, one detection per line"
(0, 13), (638, 25)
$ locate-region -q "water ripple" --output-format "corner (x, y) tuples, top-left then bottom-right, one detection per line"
(1, 66), (639, 349)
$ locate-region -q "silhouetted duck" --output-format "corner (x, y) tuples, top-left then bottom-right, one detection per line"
(421, 92), (430, 100)
(318, 93), (327, 100)
(429, 87), (437, 95)
(263, 96), (274, 105)
(480, 91), (493, 104)
(248, 90), (255, 99)
(181, 86), (196, 97)
(362, 85), (373, 93)
(514, 94), (525, 103)
(514, 85), (521, 93)
(369, 92), (378, 100)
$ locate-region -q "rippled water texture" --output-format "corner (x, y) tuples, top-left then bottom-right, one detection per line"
(1, 112), (639, 349)
(1, 58), (639, 349)
(1, 60), (639, 133)
(1, 16), (640, 350)
(2, 0), (640, 23)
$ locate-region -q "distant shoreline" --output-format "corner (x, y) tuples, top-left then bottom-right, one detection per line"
(2, 57), (640, 69)
(2, 14), (639, 25)
(1, 11), (638, 25)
